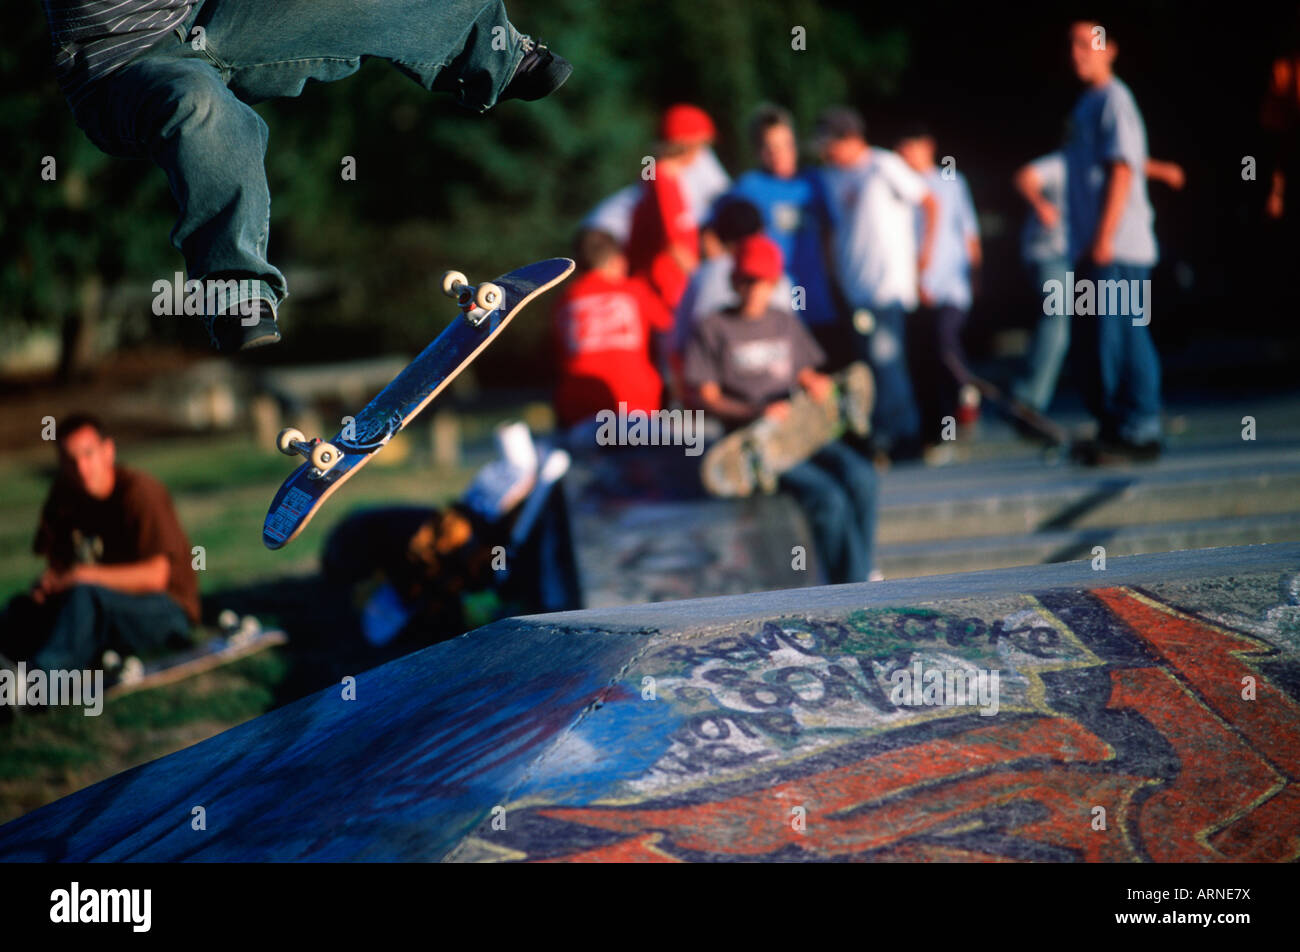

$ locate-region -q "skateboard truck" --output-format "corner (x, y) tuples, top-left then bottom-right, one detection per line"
(442, 270), (504, 327)
(276, 427), (341, 476)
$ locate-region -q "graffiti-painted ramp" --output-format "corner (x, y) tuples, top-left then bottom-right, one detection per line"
(2, 543), (1298, 862)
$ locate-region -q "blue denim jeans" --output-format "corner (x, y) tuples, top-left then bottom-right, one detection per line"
(68, 0), (526, 314)
(1071, 263), (1162, 443)
(780, 440), (878, 584)
(1013, 257), (1072, 412)
(3, 586), (192, 673)
(852, 303), (921, 452)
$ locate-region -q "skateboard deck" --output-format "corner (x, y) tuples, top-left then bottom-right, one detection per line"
(941, 353), (1069, 448)
(701, 361), (874, 498)
(106, 625), (287, 699)
(263, 258), (574, 549)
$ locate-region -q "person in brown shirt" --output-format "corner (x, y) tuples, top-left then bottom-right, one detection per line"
(1, 414), (198, 675)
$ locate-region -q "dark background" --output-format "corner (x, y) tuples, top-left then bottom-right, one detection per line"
(3, 0), (1297, 388)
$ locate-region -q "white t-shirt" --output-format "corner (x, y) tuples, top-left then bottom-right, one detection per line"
(579, 148), (730, 246)
(581, 184), (641, 245)
(681, 147), (732, 223)
(822, 149), (930, 310)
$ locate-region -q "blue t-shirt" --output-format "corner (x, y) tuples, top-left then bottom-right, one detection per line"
(727, 170), (838, 326)
(1020, 152), (1069, 264)
(916, 167), (979, 310)
(1064, 77), (1157, 266)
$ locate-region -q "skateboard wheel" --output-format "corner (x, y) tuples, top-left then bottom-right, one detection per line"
(277, 427), (306, 455)
(121, 656), (145, 686)
(217, 608), (240, 633)
(475, 282), (503, 312)
(310, 440), (341, 472)
(441, 270), (468, 298)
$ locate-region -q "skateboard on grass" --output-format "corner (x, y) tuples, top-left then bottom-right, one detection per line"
(263, 258), (575, 549)
(700, 361), (874, 497)
(106, 613), (287, 699)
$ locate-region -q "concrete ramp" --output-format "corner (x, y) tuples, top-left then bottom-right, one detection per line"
(2, 543), (1299, 862)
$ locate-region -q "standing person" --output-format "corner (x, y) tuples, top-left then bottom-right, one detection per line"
(816, 107), (937, 459)
(1063, 19), (1163, 460)
(684, 235), (879, 584)
(0, 415), (199, 686)
(896, 125), (982, 443)
(728, 104), (844, 362)
(626, 104), (717, 315)
(38, 0), (571, 353)
(1011, 151), (1073, 414)
(1012, 149), (1184, 415)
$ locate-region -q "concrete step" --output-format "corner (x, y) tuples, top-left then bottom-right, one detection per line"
(878, 447), (1300, 543)
(878, 510), (1300, 579)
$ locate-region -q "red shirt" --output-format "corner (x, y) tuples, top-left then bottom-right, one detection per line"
(625, 171), (697, 310)
(552, 271), (672, 427)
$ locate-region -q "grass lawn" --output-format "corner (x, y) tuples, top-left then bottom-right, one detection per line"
(0, 427), (481, 825)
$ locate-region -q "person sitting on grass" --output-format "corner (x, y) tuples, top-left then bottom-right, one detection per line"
(0, 414), (199, 693)
(684, 234), (879, 584)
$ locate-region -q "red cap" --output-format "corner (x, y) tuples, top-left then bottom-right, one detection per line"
(733, 234), (784, 281)
(659, 103), (716, 144)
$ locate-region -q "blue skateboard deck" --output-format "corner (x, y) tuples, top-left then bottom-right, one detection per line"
(263, 258), (574, 549)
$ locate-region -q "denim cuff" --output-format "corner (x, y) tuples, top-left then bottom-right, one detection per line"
(207, 278), (279, 322)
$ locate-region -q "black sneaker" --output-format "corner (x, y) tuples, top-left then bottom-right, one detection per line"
(1073, 436), (1162, 466)
(204, 299), (281, 353)
(499, 36), (572, 102)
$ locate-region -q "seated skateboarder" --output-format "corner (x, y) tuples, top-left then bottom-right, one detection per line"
(683, 234), (880, 584)
(39, 0), (571, 352)
(0, 415), (200, 690)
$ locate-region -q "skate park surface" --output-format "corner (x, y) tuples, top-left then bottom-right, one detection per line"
(1, 541), (1298, 862)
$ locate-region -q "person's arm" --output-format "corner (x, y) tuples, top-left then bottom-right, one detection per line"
(960, 176), (983, 273)
(696, 381), (761, 424)
(917, 191), (938, 275)
(1013, 163), (1060, 229)
(1145, 158), (1185, 190)
(1090, 159), (1133, 265)
(796, 366), (832, 403)
(1267, 167), (1285, 219)
(35, 555), (169, 602)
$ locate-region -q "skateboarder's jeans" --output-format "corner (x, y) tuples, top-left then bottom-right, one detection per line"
(1013, 257), (1072, 412)
(852, 304), (921, 451)
(780, 441), (878, 584)
(1070, 263), (1162, 444)
(4, 586), (190, 674)
(67, 0), (526, 311)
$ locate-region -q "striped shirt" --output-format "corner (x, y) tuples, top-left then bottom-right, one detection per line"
(41, 0), (193, 106)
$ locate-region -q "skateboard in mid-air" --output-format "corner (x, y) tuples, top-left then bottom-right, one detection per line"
(700, 361), (874, 497)
(263, 258), (575, 549)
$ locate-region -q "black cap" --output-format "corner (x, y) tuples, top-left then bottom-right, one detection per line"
(814, 106), (865, 148)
